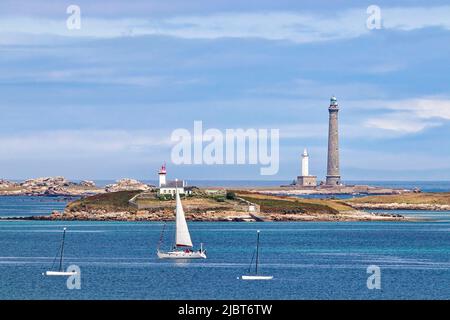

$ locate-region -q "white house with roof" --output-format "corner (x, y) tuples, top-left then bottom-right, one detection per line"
(157, 164), (192, 196)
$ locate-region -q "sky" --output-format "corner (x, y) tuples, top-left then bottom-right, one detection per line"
(0, 0), (450, 181)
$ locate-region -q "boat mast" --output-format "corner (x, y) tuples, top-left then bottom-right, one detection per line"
(58, 228), (66, 272)
(174, 179), (178, 247)
(255, 230), (260, 274)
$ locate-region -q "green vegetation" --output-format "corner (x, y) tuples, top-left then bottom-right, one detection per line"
(348, 192), (450, 205)
(66, 190), (141, 212)
(226, 191), (236, 200)
(158, 194), (173, 201)
(239, 195), (339, 215)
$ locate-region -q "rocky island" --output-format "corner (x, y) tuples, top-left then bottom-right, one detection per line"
(2, 176), (448, 222)
(30, 188), (407, 222)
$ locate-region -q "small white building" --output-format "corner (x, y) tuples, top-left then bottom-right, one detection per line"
(157, 164), (192, 195)
(296, 149), (317, 187)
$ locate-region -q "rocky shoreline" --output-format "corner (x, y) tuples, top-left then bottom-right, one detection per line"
(22, 208), (406, 222)
(0, 177), (152, 196)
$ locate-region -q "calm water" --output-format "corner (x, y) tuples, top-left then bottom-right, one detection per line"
(0, 196), (70, 218)
(0, 195), (449, 300)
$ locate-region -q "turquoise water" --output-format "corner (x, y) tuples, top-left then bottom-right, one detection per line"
(0, 196), (449, 300)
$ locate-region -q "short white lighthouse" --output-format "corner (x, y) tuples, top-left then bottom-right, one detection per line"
(301, 148), (309, 177)
(296, 148), (317, 187)
(158, 163), (167, 187)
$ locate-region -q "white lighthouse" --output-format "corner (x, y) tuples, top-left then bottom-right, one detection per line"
(296, 148), (317, 187)
(301, 148), (309, 176)
(158, 163), (167, 187)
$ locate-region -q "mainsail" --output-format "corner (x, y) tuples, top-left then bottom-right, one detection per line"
(175, 191), (193, 247)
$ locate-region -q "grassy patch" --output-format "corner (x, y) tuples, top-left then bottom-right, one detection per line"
(348, 192), (450, 205)
(66, 191), (141, 212)
(238, 194), (339, 215)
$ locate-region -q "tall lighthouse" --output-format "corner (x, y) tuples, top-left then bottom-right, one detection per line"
(326, 96), (341, 185)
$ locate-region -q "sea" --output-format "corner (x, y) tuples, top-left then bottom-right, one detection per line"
(0, 181), (448, 300)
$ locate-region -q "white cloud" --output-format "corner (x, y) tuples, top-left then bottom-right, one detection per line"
(2, 6), (450, 44)
(385, 98), (450, 120)
(365, 97), (450, 133)
(0, 130), (171, 159)
(365, 116), (439, 133)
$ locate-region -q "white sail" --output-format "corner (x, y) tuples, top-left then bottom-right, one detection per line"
(175, 191), (193, 247)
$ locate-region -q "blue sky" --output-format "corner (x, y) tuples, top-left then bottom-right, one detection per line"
(0, 0), (450, 181)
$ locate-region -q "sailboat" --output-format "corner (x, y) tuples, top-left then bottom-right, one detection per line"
(241, 230), (273, 280)
(44, 227), (77, 276)
(157, 182), (206, 259)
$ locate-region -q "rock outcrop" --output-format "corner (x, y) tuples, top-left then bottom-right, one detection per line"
(22, 176), (71, 188)
(0, 179), (18, 189)
(105, 178), (151, 192)
(0, 176), (104, 196)
(80, 180), (96, 187)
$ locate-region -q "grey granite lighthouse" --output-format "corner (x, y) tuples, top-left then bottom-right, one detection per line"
(326, 96), (341, 185)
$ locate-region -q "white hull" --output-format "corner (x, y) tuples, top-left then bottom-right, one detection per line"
(44, 271), (77, 276)
(157, 250), (206, 259)
(241, 275), (273, 280)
